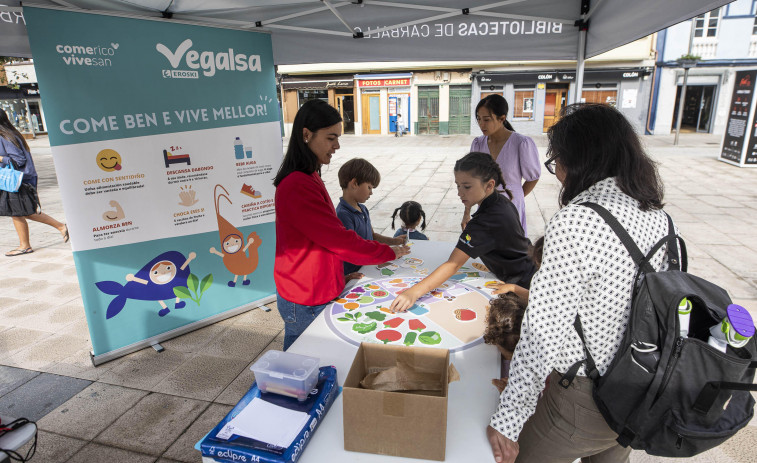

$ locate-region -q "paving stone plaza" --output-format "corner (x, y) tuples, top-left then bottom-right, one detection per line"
(0, 133), (755, 462)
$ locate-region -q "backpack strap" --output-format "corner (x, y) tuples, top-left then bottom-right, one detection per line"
(639, 212), (687, 272)
(581, 202), (655, 274)
(693, 377), (757, 415)
(559, 316), (600, 388)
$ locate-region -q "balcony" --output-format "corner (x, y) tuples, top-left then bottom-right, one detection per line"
(692, 40), (718, 59)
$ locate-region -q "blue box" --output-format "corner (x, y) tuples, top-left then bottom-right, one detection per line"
(199, 366), (339, 463)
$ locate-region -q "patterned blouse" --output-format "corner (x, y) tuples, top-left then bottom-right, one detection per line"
(490, 177), (674, 441)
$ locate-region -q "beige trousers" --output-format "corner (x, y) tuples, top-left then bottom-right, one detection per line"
(515, 370), (631, 463)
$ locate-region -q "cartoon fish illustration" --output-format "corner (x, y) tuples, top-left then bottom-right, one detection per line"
(95, 250), (196, 319)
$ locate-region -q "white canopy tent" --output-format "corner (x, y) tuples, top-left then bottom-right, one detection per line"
(2, 0), (734, 103)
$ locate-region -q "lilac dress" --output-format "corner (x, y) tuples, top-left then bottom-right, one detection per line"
(470, 132), (541, 234)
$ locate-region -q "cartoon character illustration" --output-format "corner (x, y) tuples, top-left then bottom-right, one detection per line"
(95, 251), (197, 319)
(102, 200), (125, 222)
(209, 185), (262, 287)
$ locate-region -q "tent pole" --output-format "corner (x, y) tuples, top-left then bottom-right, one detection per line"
(573, 28), (587, 104)
(674, 19), (697, 146)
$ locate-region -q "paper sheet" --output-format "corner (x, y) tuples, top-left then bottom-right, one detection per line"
(216, 397), (310, 448)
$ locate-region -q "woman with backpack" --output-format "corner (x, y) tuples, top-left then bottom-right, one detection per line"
(486, 104), (673, 463)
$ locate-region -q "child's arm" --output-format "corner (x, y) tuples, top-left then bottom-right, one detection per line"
(372, 229), (405, 245)
(491, 283), (530, 304)
(389, 248), (469, 312)
(125, 274), (148, 285)
(209, 247), (224, 258)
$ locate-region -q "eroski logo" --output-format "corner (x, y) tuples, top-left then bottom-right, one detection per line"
(156, 39), (262, 78)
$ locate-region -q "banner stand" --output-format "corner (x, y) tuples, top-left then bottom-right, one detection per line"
(89, 294), (275, 366)
(25, 6), (282, 364)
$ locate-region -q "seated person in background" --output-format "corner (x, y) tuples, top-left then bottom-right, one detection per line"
(336, 158), (406, 281)
(391, 200), (429, 241)
(484, 293), (525, 393)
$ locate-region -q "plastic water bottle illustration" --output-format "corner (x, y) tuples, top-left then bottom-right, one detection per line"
(678, 297), (692, 338)
(708, 304), (755, 353)
(234, 137), (244, 159)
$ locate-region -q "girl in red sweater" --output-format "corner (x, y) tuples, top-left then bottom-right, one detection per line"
(273, 100), (410, 350)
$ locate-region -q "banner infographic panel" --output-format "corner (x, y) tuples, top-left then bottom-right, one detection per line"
(24, 6), (281, 361)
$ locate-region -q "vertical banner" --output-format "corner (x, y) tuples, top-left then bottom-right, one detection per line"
(24, 7), (281, 362)
(720, 69), (757, 167)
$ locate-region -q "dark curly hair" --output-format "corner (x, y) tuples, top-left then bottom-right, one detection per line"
(547, 103), (664, 211)
(483, 293), (526, 352)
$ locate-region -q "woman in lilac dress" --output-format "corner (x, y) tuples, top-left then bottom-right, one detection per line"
(463, 95), (541, 235)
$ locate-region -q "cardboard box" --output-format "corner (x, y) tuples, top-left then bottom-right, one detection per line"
(343, 343), (453, 461)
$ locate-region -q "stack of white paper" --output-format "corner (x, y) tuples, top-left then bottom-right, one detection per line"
(215, 398), (310, 448)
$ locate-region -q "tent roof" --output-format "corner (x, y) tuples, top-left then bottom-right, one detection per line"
(2, 0), (734, 63)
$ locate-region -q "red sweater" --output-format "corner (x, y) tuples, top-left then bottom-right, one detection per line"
(274, 171), (395, 306)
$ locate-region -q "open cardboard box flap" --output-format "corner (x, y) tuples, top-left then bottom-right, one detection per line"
(343, 343), (458, 461)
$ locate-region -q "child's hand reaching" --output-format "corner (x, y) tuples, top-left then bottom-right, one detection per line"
(345, 272), (364, 282)
(391, 244), (411, 259)
(492, 377), (509, 394)
(491, 282), (518, 295)
(389, 287), (421, 313)
(392, 234), (407, 245)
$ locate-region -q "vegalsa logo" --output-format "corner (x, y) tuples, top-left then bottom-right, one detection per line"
(156, 39), (262, 79)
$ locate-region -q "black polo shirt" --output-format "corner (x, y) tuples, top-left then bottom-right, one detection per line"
(455, 192), (535, 287)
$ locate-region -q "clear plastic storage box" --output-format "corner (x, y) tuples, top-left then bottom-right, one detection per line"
(250, 350), (320, 401)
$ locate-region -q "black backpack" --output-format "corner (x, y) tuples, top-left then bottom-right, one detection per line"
(559, 202), (757, 457)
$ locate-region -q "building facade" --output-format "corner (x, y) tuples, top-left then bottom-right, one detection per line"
(650, 0), (757, 135)
(1, 61), (46, 136)
(277, 36), (655, 137)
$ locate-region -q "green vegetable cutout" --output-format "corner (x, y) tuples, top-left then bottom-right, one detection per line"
(376, 329), (402, 344)
(404, 332), (417, 346)
(418, 331), (442, 345)
(352, 321), (377, 334)
(337, 312), (362, 322)
(365, 311), (386, 321)
(383, 317), (404, 328)
(173, 273), (213, 306)
(380, 268), (395, 276)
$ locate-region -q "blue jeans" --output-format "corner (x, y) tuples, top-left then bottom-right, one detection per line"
(276, 292), (328, 350)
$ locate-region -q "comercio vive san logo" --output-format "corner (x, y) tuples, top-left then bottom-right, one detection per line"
(156, 39), (263, 79)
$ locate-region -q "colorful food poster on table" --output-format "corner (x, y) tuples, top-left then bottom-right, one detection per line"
(325, 254), (498, 352)
(24, 6), (281, 362)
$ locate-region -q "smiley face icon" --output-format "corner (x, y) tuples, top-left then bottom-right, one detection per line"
(96, 149), (122, 172)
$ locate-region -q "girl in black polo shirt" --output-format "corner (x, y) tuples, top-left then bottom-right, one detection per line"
(390, 152), (535, 313)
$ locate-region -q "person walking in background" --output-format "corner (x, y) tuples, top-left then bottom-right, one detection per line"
(0, 111), (67, 256)
(486, 104), (672, 463)
(273, 100), (410, 350)
(465, 94), (540, 235)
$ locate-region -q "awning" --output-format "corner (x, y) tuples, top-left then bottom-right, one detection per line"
(476, 68), (652, 85)
(1, 0), (733, 65)
(281, 75), (354, 90)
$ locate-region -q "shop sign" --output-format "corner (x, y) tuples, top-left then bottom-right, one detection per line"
(359, 78), (410, 87)
(720, 69), (757, 166)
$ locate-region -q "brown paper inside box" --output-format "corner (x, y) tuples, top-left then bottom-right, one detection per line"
(343, 343), (460, 461)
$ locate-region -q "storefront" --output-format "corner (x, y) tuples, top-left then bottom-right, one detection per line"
(355, 74), (411, 136)
(472, 68), (652, 135)
(280, 74), (355, 136)
(1, 62), (47, 136)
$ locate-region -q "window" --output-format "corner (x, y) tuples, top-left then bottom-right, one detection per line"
(297, 89), (328, 107)
(582, 88), (617, 107)
(753, 14), (757, 35)
(694, 8), (720, 38)
(512, 88), (535, 119)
